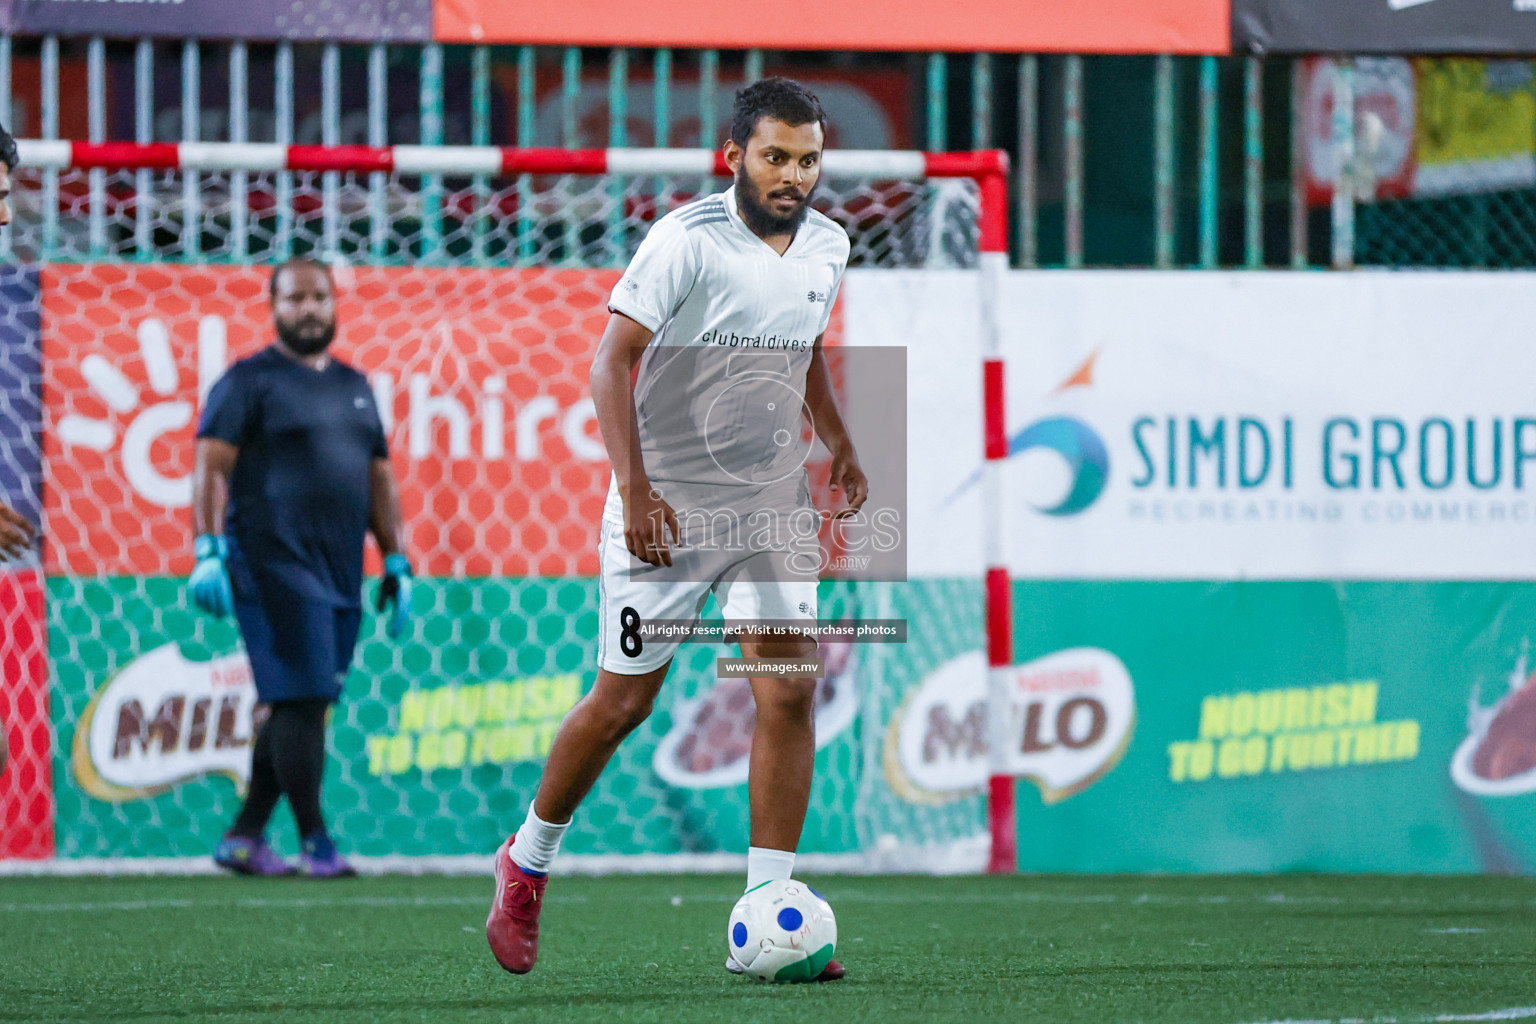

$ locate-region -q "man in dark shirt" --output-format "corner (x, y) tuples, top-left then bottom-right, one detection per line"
(191, 258), (411, 878)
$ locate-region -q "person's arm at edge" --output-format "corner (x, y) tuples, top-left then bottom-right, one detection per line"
(0, 499), (35, 560)
(368, 457), (407, 559)
(193, 439), (238, 537)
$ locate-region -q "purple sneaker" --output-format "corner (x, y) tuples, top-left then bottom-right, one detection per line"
(214, 835), (296, 877)
(300, 833), (358, 879)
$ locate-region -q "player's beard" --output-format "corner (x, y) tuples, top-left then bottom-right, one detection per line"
(735, 164), (816, 238)
(275, 316), (336, 357)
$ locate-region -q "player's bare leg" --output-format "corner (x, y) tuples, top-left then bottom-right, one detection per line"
(741, 637), (818, 853)
(732, 633), (845, 981)
(533, 663), (670, 823)
(487, 662), (670, 974)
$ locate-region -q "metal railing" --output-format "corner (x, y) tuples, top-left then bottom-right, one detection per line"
(2, 38), (1532, 271)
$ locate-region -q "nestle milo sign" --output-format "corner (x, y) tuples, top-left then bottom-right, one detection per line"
(71, 644), (258, 801)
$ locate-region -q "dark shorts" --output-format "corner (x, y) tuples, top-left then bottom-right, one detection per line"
(230, 559), (361, 703)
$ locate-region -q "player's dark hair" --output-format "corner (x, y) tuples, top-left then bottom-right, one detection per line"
(269, 258), (334, 301)
(0, 122), (19, 173)
(729, 77), (826, 148)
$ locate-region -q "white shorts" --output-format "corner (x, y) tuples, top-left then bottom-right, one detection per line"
(596, 517), (818, 675)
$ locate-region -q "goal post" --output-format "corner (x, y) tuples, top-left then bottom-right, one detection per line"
(19, 139), (989, 182)
(4, 141), (1016, 875)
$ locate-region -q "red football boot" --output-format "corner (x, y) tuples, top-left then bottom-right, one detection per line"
(486, 836), (548, 974)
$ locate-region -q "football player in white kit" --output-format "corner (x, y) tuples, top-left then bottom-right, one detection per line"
(488, 78), (864, 981)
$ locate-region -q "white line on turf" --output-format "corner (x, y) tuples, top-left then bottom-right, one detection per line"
(1237, 1008), (1536, 1024)
(0, 898), (198, 913)
(0, 895), (496, 913)
(0, 843), (989, 878)
(3, 889), (1533, 915)
(0, 892), (1098, 914)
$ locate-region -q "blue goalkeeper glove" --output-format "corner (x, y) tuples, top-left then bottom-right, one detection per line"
(376, 553), (413, 640)
(189, 535), (234, 618)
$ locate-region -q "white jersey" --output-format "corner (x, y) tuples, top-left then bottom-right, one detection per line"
(604, 185), (850, 522)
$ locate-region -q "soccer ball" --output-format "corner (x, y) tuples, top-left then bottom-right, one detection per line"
(726, 879), (837, 983)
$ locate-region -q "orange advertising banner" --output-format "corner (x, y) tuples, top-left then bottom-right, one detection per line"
(43, 264), (617, 579)
(434, 0), (1231, 55)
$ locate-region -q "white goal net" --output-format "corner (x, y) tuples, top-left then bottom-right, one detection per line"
(1, 146), (993, 873)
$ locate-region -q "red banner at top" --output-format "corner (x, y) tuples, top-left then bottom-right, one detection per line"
(1, 0), (431, 41)
(433, 0), (1231, 55)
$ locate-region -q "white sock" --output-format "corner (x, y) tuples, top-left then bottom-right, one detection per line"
(745, 846), (796, 892)
(508, 805), (570, 875)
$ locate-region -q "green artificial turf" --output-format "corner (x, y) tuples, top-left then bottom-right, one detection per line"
(2, 873), (1534, 1024)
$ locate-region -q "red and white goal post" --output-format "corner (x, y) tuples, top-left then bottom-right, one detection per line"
(11, 141), (1017, 874)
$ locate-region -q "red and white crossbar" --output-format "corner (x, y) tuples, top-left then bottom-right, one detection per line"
(15, 140), (1003, 182)
(15, 139), (1019, 874)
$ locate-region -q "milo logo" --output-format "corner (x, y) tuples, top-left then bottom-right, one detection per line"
(71, 644), (258, 801)
(885, 648), (1136, 804)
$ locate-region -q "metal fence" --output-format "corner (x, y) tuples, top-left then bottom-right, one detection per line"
(2, 38), (1533, 271)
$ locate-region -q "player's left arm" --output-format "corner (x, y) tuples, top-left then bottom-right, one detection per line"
(804, 334), (867, 517)
(368, 458), (406, 559)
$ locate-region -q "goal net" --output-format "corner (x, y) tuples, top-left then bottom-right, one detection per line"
(1, 144), (1001, 873)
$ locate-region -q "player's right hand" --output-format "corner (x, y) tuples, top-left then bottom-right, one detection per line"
(0, 500), (35, 561)
(189, 534), (234, 618)
(622, 486), (679, 568)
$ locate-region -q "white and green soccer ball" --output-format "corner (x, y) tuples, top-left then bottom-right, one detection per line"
(727, 879), (837, 983)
